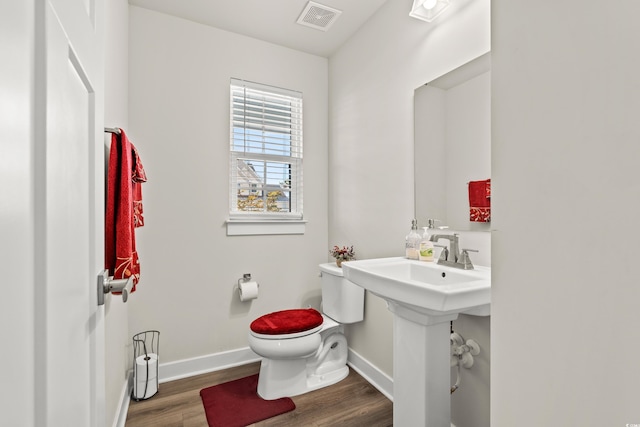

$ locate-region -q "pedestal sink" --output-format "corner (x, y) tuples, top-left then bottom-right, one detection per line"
(342, 257), (491, 427)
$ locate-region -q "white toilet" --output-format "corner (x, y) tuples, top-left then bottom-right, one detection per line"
(248, 262), (365, 400)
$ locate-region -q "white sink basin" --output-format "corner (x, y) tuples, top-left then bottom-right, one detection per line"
(342, 257), (491, 317)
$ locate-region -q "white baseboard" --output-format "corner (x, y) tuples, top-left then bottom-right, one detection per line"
(347, 348), (394, 401)
(112, 379), (130, 427)
(159, 346), (261, 383)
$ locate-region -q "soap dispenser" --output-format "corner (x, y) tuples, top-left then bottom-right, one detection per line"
(419, 219), (436, 262)
(405, 219), (421, 260)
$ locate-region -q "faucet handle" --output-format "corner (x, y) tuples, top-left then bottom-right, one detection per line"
(459, 249), (478, 270)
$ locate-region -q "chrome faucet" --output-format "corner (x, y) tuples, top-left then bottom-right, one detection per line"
(429, 233), (477, 270)
(429, 234), (460, 262)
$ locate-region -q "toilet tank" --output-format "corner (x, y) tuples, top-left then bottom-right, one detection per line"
(319, 263), (365, 324)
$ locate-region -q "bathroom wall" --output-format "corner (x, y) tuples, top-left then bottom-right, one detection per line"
(492, 0), (640, 425)
(127, 6), (328, 363)
(329, 0), (490, 426)
(104, 1), (131, 425)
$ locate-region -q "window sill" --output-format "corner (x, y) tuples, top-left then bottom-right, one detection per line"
(226, 219), (307, 236)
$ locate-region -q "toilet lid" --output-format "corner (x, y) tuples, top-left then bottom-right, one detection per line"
(250, 308), (323, 335)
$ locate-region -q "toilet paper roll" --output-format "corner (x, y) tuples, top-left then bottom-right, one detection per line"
(133, 377), (158, 400)
(238, 281), (259, 302)
(134, 353), (158, 383)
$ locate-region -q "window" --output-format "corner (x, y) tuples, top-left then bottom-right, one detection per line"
(228, 79), (304, 234)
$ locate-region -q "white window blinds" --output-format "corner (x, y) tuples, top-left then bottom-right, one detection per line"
(230, 79), (303, 219)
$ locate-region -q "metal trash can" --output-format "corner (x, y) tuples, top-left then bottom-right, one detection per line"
(132, 330), (160, 401)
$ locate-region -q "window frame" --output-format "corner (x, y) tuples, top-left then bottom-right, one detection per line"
(227, 79), (306, 235)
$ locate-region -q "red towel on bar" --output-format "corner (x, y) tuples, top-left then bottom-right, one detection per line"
(132, 144), (147, 227)
(469, 179), (491, 222)
(105, 129), (146, 292)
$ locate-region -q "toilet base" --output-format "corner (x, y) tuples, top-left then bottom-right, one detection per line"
(256, 331), (350, 400)
(307, 365), (349, 393)
(257, 358), (349, 400)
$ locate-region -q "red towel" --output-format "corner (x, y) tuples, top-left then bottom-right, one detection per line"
(105, 129), (146, 292)
(132, 144), (147, 227)
(469, 179), (491, 222)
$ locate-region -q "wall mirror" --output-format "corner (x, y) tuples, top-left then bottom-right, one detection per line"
(414, 52), (491, 232)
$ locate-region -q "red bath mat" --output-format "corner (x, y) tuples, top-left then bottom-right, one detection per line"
(200, 374), (295, 427)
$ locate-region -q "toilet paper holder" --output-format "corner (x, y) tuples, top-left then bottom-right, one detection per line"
(238, 273), (252, 286)
(237, 273), (260, 290)
(132, 330), (160, 401)
(237, 273), (259, 302)
(97, 269), (134, 305)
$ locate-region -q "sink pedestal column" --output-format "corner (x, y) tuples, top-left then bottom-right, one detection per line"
(388, 301), (458, 427)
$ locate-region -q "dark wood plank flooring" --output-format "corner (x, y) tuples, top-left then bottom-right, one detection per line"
(125, 362), (393, 427)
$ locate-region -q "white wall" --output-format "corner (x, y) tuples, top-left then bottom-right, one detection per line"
(492, 0), (640, 425)
(104, 1), (131, 426)
(329, 0), (490, 426)
(127, 6), (328, 363)
(0, 2), (35, 425)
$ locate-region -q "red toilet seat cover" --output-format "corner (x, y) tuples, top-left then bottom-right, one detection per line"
(250, 308), (323, 335)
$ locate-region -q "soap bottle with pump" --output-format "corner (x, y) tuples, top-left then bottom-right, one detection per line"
(419, 219), (436, 262)
(405, 219), (421, 260)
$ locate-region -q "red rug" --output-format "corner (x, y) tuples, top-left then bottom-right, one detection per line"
(200, 374), (295, 427)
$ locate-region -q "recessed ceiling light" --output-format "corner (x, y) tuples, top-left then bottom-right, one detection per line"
(410, 0), (451, 22)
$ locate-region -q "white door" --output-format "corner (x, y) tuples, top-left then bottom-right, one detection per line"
(36, 0), (105, 426)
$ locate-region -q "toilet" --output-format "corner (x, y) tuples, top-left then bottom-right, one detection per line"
(248, 262), (365, 400)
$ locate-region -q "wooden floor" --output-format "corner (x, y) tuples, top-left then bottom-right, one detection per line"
(125, 362), (393, 427)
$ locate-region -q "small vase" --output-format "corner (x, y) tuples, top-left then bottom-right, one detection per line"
(336, 259), (343, 268)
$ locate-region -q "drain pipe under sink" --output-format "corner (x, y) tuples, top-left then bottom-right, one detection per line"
(450, 332), (481, 394)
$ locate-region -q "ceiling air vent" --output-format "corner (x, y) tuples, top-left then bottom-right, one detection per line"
(296, 1), (343, 32)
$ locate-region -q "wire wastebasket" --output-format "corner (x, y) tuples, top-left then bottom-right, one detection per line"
(132, 330), (160, 401)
